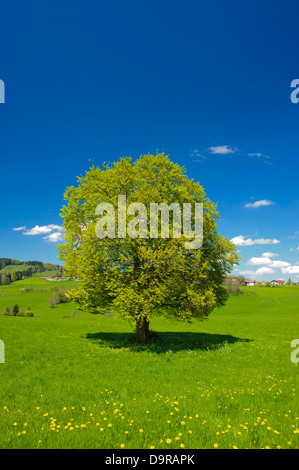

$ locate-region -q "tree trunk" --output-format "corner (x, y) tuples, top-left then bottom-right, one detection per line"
(136, 317), (150, 342)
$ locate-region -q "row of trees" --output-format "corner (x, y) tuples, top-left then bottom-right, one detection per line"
(0, 258), (61, 271)
(0, 260), (63, 285)
(3, 304), (34, 317)
(0, 268), (36, 285)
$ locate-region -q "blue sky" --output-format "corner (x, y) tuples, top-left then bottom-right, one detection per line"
(0, 0), (299, 280)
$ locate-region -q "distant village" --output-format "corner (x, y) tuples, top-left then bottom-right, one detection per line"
(41, 276), (299, 286)
(241, 279), (298, 287)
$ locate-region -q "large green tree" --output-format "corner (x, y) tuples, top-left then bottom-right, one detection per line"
(58, 153), (238, 341)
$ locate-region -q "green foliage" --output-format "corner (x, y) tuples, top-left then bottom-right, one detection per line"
(48, 289), (71, 308)
(223, 275), (243, 295)
(4, 306), (11, 315)
(12, 304), (19, 315)
(24, 309), (34, 317)
(21, 285), (56, 294)
(59, 153), (239, 335)
(2, 303), (33, 317)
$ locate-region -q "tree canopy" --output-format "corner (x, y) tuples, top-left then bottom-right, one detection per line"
(59, 152), (239, 341)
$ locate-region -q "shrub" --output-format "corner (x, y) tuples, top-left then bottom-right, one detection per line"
(25, 310), (34, 317)
(56, 289), (70, 303)
(48, 294), (58, 308)
(223, 276), (242, 295)
(48, 289), (70, 307)
(4, 307), (11, 316)
(12, 304), (19, 316)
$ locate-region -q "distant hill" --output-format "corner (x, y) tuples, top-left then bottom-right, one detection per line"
(0, 258), (62, 285)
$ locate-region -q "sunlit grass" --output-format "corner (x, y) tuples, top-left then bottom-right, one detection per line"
(0, 279), (298, 448)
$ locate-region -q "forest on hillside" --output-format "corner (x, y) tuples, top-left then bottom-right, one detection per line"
(0, 258), (62, 285)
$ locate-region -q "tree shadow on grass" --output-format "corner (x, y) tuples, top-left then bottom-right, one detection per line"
(85, 331), (252, 354)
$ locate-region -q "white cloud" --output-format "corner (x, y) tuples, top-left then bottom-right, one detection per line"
(247, 256), (291, 270)
(247, 257), (272, 266)
(288, 231), (299, 239)
(43, 232), (63, 243)
(269, 260), (291, 269)
(249, 259), (290, 268)
(238, 266), (278, 276)
(245, 200), (275, 208)
(13, 224), (63, 243)
(256, 267), (275, 275)
(208, 145), (237, 155)
(190, 149), (206, 160)
(282, 266), (299, 274)
(23, 224), (63, 236)
(237, 270), (256, 276)
(231, 235), (280, 246)
(248, 153), (270, 159)
(13, 226), (27, 231)
(262, 252), (279, 258)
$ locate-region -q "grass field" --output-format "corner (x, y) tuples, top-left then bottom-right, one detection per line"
(0, 278), (298, 449)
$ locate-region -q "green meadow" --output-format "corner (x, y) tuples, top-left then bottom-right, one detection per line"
(0, 277), (298, 449)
